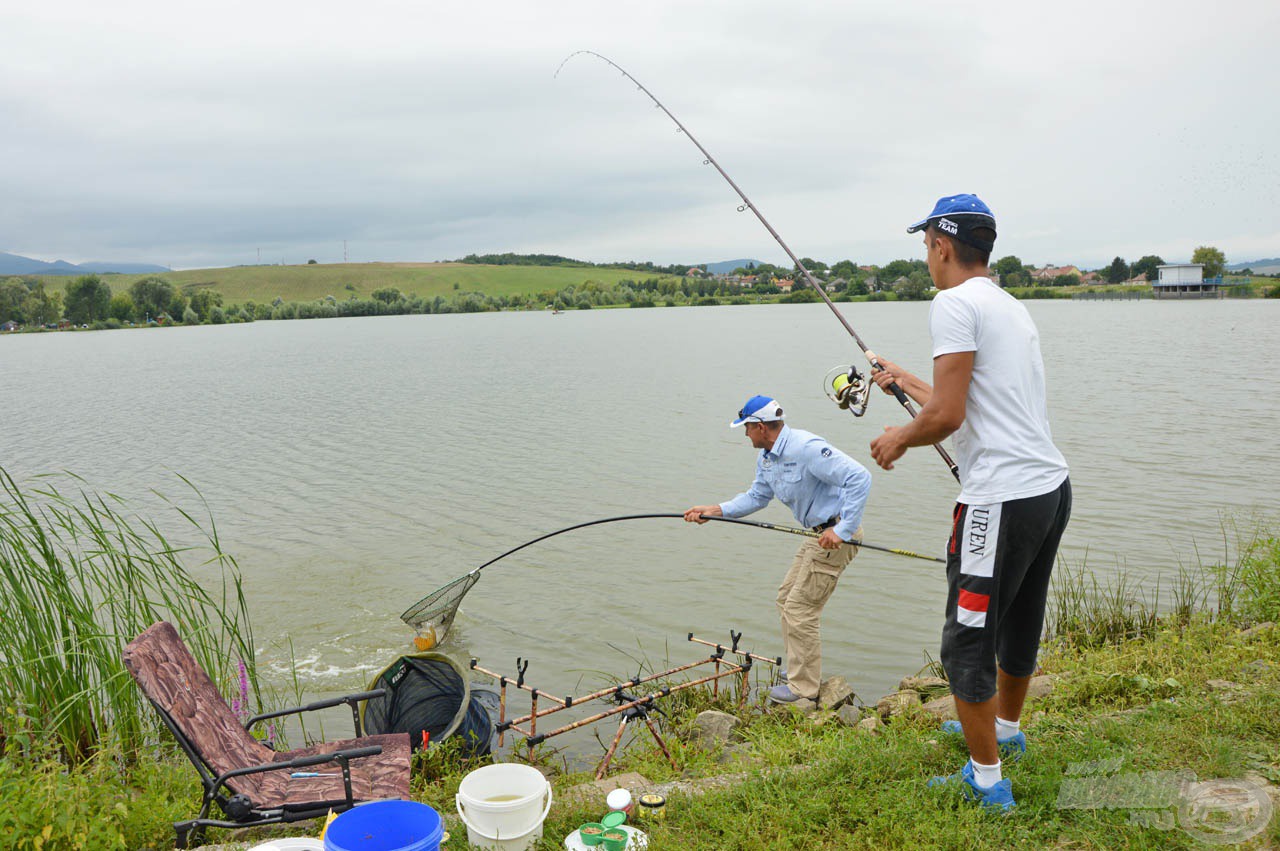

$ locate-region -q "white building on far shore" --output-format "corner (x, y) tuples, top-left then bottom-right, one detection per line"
(1154, 263), (1220, 298)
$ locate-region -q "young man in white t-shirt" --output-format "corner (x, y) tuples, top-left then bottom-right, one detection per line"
(868, 194), (1071, 812)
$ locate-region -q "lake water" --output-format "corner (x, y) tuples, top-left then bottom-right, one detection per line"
(3, 300), (1277, 727)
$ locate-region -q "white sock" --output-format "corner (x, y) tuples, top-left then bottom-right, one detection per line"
(970, 758), (1002, 788)
(995, 716), (1020, 741)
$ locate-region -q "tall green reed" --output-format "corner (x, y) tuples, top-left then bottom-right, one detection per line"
(0, 468), (257, 763)
(1047, 518), (1279, 647)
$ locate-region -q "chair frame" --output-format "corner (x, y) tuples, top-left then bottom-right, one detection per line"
(149, 688), (389, 847)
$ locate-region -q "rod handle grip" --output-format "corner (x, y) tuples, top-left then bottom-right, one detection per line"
(864, 349), (913, 409)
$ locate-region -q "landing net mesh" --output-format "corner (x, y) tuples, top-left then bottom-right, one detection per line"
(399, 571), (480, 648)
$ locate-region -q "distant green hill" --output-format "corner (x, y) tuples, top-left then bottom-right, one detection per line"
(0, 250), (168, 276)
(703, 258), (766, 275)
(31, 262), (674, 305)
(1227, 258), (1280, 275)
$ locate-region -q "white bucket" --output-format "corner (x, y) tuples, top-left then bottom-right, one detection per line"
(455, 763), (553, 851)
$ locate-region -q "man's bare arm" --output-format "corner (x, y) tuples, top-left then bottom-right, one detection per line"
(869, 352), (973, 469)
(870, 356), (933, 406)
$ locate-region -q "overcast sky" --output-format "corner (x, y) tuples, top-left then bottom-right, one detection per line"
(2, 0), (1277, 271)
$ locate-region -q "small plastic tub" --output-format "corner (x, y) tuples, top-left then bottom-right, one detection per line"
(600, 828), (628, 851)
(606, 788), (633, 816)
(638, 792), (666, 821)
(577, 822), (606, 846)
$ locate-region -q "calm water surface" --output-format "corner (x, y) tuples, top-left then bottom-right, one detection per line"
(4, 301), (1277, 721)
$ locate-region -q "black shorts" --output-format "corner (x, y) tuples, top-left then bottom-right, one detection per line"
(940, 477), (1072, 703)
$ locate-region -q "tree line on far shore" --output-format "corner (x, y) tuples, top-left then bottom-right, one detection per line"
(2, 244), (1273, 332)
(731, 246), (1239, 291)
(460, 247), (1253, 294)
(0, 273), (832, 329)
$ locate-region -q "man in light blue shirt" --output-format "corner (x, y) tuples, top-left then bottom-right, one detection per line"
(685, 394), (872, 704)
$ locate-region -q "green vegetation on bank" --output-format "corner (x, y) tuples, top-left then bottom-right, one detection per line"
(541, 533), (1280, 850)
(39, 263), (667, 304)
(0, 266), (884, 331)
(9, 597), (1278, 850)
(455, 252), (697, 277)
(3, 462), (1277, 848)
(0, 470), (258, 764)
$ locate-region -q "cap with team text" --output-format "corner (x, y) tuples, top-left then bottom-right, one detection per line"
(906, 194), (997, 252)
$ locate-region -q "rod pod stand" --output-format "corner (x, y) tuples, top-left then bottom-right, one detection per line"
(470, 630), (770, 775)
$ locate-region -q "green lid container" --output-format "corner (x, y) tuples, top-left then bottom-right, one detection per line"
(577, 822), (607, 846)
(600, 828), (629, 851)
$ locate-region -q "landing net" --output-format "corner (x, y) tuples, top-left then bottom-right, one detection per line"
(399, 570), (480, 648)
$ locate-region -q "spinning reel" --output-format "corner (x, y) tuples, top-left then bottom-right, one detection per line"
(823, 365), (871, 418)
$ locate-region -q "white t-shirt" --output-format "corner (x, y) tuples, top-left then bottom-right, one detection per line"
(929, 276), (1068, 504)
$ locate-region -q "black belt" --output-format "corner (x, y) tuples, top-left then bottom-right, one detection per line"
(810, 517), (839, 533)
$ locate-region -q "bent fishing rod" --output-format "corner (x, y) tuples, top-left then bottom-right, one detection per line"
(400, 512), (941, 629)
(556, 51), (960, 482)
(464, 513), (942, 573)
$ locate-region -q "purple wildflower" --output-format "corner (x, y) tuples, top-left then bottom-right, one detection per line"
(231, 657), (251, 722)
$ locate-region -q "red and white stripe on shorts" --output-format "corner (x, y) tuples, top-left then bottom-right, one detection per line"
(956, 502), (1002, 628)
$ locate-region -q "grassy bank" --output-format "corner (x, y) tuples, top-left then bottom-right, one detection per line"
(534, 538), (1280, 849)
(5, 527), (1277, 848)
(578, 616), (1277, 849)
(33, 263), (672, 305)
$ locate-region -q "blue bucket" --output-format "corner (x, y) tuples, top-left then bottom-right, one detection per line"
(323, 800), (443, 851)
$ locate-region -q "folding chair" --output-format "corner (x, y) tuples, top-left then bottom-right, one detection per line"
(123, 621), (412, 848)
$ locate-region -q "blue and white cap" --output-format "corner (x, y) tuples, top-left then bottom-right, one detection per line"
(906, 193), (997, 251)
(729, 395), (784, 427)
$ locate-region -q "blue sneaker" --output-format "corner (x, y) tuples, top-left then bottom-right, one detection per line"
(767, 684), (810, 704)
(940, 720), (1026, 762)
(929, 760), (1016, 812)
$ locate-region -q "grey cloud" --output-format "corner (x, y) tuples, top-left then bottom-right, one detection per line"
(2, 0), (1277, 269)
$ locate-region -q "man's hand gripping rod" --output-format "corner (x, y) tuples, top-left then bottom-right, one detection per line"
(558, 51), (960, 482)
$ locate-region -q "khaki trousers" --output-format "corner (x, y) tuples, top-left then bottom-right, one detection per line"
(775, 532), (860, 700)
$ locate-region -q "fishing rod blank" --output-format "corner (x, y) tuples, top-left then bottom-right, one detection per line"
(556, 50), (960, 482)
(703, 515), (943, 563)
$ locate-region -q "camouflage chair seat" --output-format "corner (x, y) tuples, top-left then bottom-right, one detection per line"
(124, 621), (411, 848)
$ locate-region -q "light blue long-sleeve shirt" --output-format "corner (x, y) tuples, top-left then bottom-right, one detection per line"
(719, 425), (871, 542)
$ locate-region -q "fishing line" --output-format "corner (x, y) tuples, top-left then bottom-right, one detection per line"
(555, 50), (960, 482)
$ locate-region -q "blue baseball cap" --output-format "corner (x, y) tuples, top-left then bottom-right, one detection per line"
(729, 395), (784, 427)
(906, 193), (997, 251)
